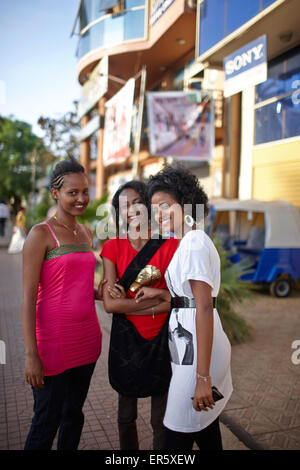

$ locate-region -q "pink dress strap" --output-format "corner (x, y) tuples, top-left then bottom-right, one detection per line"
(82, 224), (92, 246)
(43, 222), (60, 247)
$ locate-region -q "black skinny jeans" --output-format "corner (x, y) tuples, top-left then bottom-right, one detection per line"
(24, 362), (96, 450)
(163, 417), (223, 450)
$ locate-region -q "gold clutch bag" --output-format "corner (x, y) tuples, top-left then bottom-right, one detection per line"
(129, 265), (161, 293)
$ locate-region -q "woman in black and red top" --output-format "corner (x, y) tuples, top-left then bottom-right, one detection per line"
(100, 181), (178, 450)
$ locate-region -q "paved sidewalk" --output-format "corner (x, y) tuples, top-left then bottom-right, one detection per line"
(0, 249), (299, 450)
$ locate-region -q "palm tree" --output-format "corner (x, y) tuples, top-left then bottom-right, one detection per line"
(213, 236), (253, 344)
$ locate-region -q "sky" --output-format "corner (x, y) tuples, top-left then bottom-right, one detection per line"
(0, 0), (81, 137)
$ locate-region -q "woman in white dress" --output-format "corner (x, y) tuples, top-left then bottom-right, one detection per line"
(135, 165), (233, 450)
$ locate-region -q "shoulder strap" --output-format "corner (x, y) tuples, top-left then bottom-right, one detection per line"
(82, 224), (92, 246)
(43, 222), (60, 247)
(120, 237), (167, 292)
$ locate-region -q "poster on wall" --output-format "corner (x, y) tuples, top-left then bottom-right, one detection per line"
(78, 56), (108, 118)
(103, 78), (135, 167)
(146, 91), (214, 161)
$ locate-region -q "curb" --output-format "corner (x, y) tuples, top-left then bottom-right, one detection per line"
(220, 412), (268, 450)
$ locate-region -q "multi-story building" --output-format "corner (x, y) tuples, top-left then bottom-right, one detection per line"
(72, 0), (300, 208)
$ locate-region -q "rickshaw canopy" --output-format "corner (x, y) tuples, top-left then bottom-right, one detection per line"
(210, 199), (300, 249)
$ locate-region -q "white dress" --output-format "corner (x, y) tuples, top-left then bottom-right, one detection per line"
(163, 229), (233, 433)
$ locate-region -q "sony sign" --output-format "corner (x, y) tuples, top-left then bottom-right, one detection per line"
(223, 35), (267, 97)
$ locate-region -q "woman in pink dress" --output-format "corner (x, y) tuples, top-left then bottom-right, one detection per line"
(22, 157), (103, 450)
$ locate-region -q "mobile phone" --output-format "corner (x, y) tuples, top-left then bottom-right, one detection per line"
(191, 386), (224, 403)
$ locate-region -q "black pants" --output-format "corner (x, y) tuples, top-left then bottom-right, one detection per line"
(164, 417), (223, 450)
(118, 393), (168, 450)
(0, 218), (6, 237)
(24, 362), (96, 450)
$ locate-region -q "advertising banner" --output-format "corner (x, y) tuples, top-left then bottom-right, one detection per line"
(103, 78), (135, 167)
(78, 56), (108, 118)
(77, 115), (100, 142)
(146, 91), (214, 161)
(223, 35), (267, 97)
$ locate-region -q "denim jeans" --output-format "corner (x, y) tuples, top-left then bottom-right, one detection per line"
(118, 393), (168, 450)
(24, 362), (96, 450)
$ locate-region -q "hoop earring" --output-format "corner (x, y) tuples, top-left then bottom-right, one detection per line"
(184, 214), (194, 227)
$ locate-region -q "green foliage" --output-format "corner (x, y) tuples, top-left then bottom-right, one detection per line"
(0, 116), (55, 201)
(77, 194), (109, 234)
(25, 191), (53, 231)
(0, 116), (38, 198)
(212, 236), (254, 344)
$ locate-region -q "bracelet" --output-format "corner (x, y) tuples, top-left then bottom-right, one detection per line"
(196, 373), (210, 382)
(152, 306), (155, 319)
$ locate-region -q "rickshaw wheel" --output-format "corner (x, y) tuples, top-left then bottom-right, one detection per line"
(270, 277), (291, 298)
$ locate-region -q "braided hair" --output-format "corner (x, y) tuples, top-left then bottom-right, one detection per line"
(49, 156), (85, 190)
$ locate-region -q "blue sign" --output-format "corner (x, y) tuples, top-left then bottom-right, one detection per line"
(223, 35), (267, 97)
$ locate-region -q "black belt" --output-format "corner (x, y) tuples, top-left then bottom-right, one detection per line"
(171, 296), (216, 310)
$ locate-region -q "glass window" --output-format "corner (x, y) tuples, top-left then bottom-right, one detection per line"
(254, 46), (300, 144)
(262, 0), (276, 7)
(99, 0), (118, 11)
(226, 0), (260, 35)
(199, 0), (225, 55)
(255, 100), (283, 144)
(256, 60), (284, 102)
(124, 9), (145, 40)
(283, 95), (300, 139)
(126, 0), (144, 7)
(77, 4), (146, 58)
(285, 49), (300, 95)
(198, 0), (277, 56)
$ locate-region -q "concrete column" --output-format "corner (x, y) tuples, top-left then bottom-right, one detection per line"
(96, 98), (106, 200)
(239, 86), (255, 200)
(80, 114), (90, 181)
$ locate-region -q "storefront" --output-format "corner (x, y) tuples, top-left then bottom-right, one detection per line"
(196, 0), (300, 207)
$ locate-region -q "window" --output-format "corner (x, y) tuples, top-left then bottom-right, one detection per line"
(76, 0), (147, 58)
(254, 47), (300, 144)
(198, 0), (277, 56)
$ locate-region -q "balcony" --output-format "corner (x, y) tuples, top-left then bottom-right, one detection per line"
(73, 0), (147, 60)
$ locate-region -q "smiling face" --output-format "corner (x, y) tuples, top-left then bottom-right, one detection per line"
(118, 187), (149, 236)
(151, 191), (184, 237)
(51, 172), (89, 216)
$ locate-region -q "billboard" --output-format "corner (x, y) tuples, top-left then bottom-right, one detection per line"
(103, 78), (135, 167)
(146, 91), (214, 161)
(223, 35), (267, 97)
(78, 56), (108, 118)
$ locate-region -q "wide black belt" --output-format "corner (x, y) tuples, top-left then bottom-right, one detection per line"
(171, 296), (216, 310)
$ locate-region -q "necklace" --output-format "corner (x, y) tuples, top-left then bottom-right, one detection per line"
(54, 215), (79, 236)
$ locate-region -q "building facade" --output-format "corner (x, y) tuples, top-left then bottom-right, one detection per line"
(72, 0), (300, 207)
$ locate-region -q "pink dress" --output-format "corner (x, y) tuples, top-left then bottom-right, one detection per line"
(35, 222), (102, 376)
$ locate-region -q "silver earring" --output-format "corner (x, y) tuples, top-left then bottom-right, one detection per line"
(184, 214), (194, 227)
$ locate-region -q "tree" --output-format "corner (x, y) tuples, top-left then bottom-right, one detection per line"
(0, 116), (53, 202)
(38, 101), (81, 158)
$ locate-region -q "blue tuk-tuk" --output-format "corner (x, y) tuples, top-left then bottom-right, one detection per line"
(208, 199), (300, 297)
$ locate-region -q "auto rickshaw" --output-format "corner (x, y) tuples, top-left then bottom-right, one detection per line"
(207, 199), (300, 297)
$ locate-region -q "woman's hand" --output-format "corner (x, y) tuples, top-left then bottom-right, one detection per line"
(25, 353), (44, 390)
(107, 283), (126, 299)
(193, 376), (215, 412)
(95, 279), (107, 301)
(135, 287), (170, 303)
